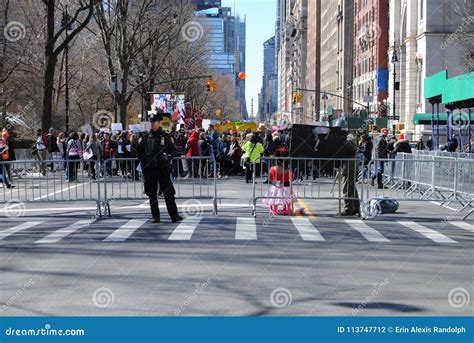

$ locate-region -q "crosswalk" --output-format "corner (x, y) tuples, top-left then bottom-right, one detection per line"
(0, 217), (472, 245)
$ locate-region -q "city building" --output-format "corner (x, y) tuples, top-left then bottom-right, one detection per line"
(276, 0), (295, 123)
(259, 37), (278, 123)
(305, 0), (321, 121)
(352, 0), (389, 117)
(388, 0), (473, 138)
(290, 0), (308, 124)
(194, 3), (248, 118)
(319, 0), (354, 117)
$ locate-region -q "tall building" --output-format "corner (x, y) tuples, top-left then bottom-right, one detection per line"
(352, 0), (389, 117)
(388, 0), (473, 137)
(277, 0), (296, 123)
(194, 3), (248, 118)
(305, 0), (321, 121)
(237, 18), (249, 119)
(290, 0), (308, 123)
(319, 0), (354, 117)
(260, 37), (278, 122)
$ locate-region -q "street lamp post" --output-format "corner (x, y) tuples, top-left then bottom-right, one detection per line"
(391, 46), (399, 124)
(139, 73), (146, 122)
(61, 6), (72, 133)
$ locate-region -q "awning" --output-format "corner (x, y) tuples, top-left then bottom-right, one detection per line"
(413, 112), (474, 125)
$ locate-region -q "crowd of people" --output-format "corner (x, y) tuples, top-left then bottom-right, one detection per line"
(0, 125), (293, 186)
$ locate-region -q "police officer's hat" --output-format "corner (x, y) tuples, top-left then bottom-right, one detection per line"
(148, 112), (164, 123)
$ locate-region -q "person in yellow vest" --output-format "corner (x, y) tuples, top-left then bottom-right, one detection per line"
(0, 128), (15, 188)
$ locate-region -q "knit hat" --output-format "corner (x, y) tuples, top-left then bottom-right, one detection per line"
(1, 128), (8, 138)
(398, 133), (405, 140)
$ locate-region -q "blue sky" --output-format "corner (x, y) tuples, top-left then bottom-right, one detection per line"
(222, 0), (276, 117)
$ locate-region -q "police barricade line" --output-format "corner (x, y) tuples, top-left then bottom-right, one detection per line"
(251, 157), (363, 218)
(364, 157), (474, 220)
(412, 150), (474, 159)
(0, 159), (103, 218)
(101, 157), (218, 217)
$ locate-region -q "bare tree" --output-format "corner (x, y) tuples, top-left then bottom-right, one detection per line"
(95, 0), (198, 126)
(40, 0), (95, 131)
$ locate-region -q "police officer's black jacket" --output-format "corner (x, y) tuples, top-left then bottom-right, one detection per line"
(137, 128), (178, 170)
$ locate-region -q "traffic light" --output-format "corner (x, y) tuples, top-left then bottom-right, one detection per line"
(292, 92), (302, 104)
(206, 79), (217, 92)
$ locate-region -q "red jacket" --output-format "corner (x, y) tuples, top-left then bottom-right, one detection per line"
(185, 131), (200, 158)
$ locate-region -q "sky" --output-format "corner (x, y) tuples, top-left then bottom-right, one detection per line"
(222, 0), (276, 117)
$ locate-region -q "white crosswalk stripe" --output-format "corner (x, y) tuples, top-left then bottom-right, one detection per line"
(236, 217), (257, 240)
(0, 217), (467, 244)
(345, 219), (390, 242)
(398, 221), (457, 243)
(168, 217), (202, 240)
(104, 219), (148, 242)
(35, 220), (91, 244)
(449, 221), (474, 233)
(0, 221), (43, 240)
(291, 217), (325, 241)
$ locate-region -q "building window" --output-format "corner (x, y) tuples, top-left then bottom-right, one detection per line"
(419, 0), (424, 20)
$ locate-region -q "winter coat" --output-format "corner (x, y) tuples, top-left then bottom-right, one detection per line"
(185, 131), (200, 158)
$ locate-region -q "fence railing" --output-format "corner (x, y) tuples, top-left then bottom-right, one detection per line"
(100, 157), (218, 216)
(0, 159), (103, 217)
(364, 154), (474, 220)
(2, 153), (473, 221)
(251, 156), (363, 217)
(0, 156), (218, 218)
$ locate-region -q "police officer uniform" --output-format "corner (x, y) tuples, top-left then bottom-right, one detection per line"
(137, 114), (183, 223)
(340, 132), (361, 216)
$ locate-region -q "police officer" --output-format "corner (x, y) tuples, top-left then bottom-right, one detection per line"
(137, 113), (183, 224)
(340, 132), (360, 216)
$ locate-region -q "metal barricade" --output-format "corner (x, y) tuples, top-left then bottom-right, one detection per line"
(251, 156), (363, 217)
(0, 159), (103, 217)
(101, 157), (218, 217)
(364, 155), (474, 220)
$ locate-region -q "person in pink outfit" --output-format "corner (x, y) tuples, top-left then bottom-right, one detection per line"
(263, 157), (295, 215)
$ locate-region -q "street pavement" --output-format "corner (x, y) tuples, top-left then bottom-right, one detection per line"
(0, 178), (472, 316)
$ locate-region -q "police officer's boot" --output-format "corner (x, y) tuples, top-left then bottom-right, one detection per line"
(149, 197), (161, 223)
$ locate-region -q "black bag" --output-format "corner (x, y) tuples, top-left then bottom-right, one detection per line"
(370, 197), (399, 214)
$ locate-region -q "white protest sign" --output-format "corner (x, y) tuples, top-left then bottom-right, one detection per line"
(81, 124), (93, 136)
(129, 124), (141, 133)
(111, 123), (123, 132)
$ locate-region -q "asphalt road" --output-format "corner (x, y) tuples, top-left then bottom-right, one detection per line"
(0, 177), (472, 316)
